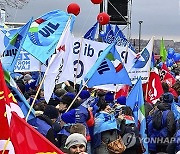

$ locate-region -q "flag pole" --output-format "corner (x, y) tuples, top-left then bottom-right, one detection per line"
(25, 72), (46, 121)
(65, 79), (89, 112)
(2, 138), (11, 154)
(73, 37), (83, 89)
(26, 16), (72, 121)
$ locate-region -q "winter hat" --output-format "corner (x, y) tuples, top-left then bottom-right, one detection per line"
(43, 105), (59, 119)
(23, 74), (32, 81)
(105, 91), (114, 102)
(65, 133), (87, 149)
(117, 96), (126, 105)
(79, 90), (90, 100)
(162, 92), (174, 104)
(61, 109), (76, 123)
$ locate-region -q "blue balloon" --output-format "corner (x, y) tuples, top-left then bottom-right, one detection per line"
(166, 58), (174, 67)
(173, 53), (180, 62)
(167, 48), (175, 59)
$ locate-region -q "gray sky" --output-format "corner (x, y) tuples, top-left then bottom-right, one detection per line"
(5, 0), (180, 41)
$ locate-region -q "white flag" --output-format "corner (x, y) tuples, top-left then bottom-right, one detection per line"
(44, 19), (73, 102)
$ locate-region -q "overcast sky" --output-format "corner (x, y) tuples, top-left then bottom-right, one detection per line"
(5, 0), (180, 41)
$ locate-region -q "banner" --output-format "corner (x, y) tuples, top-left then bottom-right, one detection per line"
(56, 37), (153, 85)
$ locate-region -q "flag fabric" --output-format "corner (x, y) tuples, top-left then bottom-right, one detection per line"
(3, 69), (35, 120)
(151, 52), (155, 69)
(126, 37), (154, 84)
(159, 63), (176, 87)
(23, 10), (76, 64)
(10, 112), (63, 154)
(0, 60), (63, 153)
(0, 60), (24, 153)
(115, 85), (130, 99)
(143, 71), (164, 104)
(114, 25), (135, 52)
(103, 24), (115, 44)
(160, 38), (167, 62)
(126, 78), (148, 153)
(84, 43), (132, 87)
(2, 18), (33, 72)
(44, 17), (74, 102)
(84, 22), (98, 40)
(171, 102), (180, 121)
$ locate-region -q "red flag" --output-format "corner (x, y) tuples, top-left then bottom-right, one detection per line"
(144, 71), (164, 104)
(115, 85), (130, 99)
(159, 63), (176, 87)
(0, 61), (63, 154)
(10, 112), (63, 154)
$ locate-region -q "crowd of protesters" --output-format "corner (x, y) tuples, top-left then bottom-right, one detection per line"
(9, 61), (180, 154)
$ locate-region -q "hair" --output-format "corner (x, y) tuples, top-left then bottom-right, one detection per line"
(162, 82), (169, 93)
(120, 106), (133, 116)
(70, 123), (86, 137)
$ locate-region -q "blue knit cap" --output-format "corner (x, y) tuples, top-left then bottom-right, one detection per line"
(79, 90), (90, 100)
(105, 91), (114, 102)
(61, 109), (76, 123)
(117, 96), (126, 105)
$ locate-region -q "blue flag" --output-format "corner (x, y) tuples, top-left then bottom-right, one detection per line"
(84, 43), (132, 87)
(126, 78), (148, 153)
(103, 24), (115, 44)
(2, 18), (33, 72)
(84, 22), (98, 40)
(114, 25), (135, 52)
(22, 10), (76, 64)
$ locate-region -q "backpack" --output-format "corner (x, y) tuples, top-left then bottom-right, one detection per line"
(152, 110), (164, 130)
(175, 119), (180, 152)
(122, 123), (141, 148)
(147, 110), (170, 151)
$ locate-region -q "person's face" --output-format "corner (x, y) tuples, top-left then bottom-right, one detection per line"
(58, 103), (67, 112)
(68, 144), (86, 154)
(104, 104), (112, 113)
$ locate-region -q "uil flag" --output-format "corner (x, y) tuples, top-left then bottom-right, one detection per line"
(143, 71), (164, 104)
(114, 25), (135, 52)
(2, 18), (33, 72)
(44, 17), (74, 102)
(103, 24), (115, 44)
(23, 10), (76, 64)
(126, 78), (148, 154)
(84, 43), (132, 88)
(84, 22), (98, 40)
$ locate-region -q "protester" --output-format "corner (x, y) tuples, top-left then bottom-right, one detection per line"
(93, 100), (118, 154)
(65, 133), (88, 154)
(28, 105), (60, 146)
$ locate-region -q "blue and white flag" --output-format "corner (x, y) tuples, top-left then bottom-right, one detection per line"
(103, 24), (115, 44)
(114, 25), (135, 52)
(2, 18), (33, 72)
(23, 10), (76, 64)
(84, 22), (98, 40)
(126, 78), (148, 153)
(84, 43), (132, 87)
